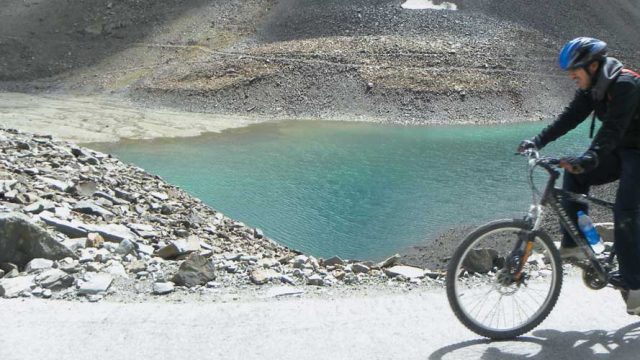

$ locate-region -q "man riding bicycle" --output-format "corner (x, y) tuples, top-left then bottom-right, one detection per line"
(517, 37), (640, 315)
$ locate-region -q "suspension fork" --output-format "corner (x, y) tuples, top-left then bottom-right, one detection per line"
(512, 231), (536, 281)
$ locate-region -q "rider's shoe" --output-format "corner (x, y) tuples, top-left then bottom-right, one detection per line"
(626, 289), (640, 315)
(559, 246), (587, 261)
(609, 271), (630, 290)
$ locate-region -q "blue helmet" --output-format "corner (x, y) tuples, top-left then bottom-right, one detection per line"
(558, 37), (607, 70)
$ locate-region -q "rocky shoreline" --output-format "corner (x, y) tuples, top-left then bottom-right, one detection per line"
(0, 128), (446, 302)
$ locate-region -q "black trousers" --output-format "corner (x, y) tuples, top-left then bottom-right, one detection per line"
(561, 148), (640, 289)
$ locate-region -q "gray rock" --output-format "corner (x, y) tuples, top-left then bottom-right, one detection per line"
(78, 273), (113, 295)
(323, 256), (345, 267)
(39, 211), (88, 238)
(94, 191), (127, 205)
(126, 260), (147, 273)
(171, 253), (216, 287)
(156, 239), (200, 259)
(352, 263), (371, 274)
(306, 274), (324, 286)
(0, 212), (76, 267)
(37, 176), (73, 192)
(152, 281), (175, 295)
(250, 269), (280, 285)
(54, 206), (72, 219)
(0, 269), (4, 278)
(36, 268), (74, 289)
(115, 239), (137, 256)
(61, 238), (86, 252)
(0, 180), (17, 193)
(80, 223), (137, 243)
(42, 289), (52, 298)
(378, 254), (401, 268)
(384, 265), (426, 279)
(462, 249), (499, 274)
(0, 275), (36, 298)
(73, 201), (114, 220)
(74, 181), (98, 197)
(25, 258), (54, 273)
(150, 192), (169, 201)
(114, 188), (135, 202)
(23, 200), (56, 214)
(57, 258), (82, 273)
(136, 244), (155, 256)
(104, 262), (128, 278)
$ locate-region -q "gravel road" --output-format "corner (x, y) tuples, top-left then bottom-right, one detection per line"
(2, 276), (640, 360)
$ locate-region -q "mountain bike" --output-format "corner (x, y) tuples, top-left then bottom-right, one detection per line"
(446, 149), (618, 339)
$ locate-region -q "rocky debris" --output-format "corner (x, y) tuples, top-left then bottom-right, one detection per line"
(0, 128), (438, 301)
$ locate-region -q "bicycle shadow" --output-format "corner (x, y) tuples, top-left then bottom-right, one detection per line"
(428, 322), (640, 360)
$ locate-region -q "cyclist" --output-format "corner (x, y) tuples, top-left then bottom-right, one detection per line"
(517, 37), (640, 315)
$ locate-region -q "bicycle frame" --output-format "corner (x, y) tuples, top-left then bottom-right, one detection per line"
(526, 155), (615, 282)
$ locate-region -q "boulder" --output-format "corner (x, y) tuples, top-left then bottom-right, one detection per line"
(171, 253), (216, 287)
(0, 212), (76, 268)
(462, 248), (499, 274)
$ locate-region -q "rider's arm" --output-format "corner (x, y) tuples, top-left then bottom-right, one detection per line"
(534, 91), (593, 148)
(589, 78), (640, 156)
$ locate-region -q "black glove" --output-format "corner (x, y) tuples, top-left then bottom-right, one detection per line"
(517, 139), (538, 154)
(559, 150), (599, 174)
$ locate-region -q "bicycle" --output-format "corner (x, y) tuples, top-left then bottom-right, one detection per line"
(446, 149), (618, 339)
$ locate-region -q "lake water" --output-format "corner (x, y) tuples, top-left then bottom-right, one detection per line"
(92, 120), (593, 261)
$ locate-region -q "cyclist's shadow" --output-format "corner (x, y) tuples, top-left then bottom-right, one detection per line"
(429, 322), (640, 360)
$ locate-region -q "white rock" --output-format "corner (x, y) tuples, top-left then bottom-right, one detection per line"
(384, 265), (426, 279)
(25, 258), (54, 273)
(153, 281), (175, 295)
(0, 275), (36, 298)
(78, 273), (113, 295)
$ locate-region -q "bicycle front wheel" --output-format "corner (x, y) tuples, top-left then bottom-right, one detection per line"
(446, 219), (563, 339)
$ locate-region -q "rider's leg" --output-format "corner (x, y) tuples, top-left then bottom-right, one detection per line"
(560, 152), (621, 248)
(613, 149), (640, 291)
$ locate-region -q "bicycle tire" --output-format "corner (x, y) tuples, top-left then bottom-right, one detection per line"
(446, 219), (563, 339)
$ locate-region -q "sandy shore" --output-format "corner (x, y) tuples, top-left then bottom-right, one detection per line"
(0, 92), (273, 144)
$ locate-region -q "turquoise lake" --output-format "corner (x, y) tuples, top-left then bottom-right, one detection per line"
(92, 120), (594, 261)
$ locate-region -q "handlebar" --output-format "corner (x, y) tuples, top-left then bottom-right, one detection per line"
(518, 149), (561, 175)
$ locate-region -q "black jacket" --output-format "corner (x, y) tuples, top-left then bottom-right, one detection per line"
(535, 57), (640, 156)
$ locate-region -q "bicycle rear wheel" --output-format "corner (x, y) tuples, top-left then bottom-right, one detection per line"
(446, 219), (563, 339)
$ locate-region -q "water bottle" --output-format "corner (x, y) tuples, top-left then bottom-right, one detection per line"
(577, 211), (604, 254)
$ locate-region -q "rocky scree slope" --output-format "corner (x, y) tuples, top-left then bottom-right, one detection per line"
(0, 128), (444, 301)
